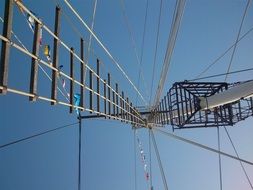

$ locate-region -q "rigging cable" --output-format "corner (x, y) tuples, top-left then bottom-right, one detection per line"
(153, 0), (186, 108)
(119, 0), (149, 102)
(189, 67), (253, 81)
(194, 26), (253, 79)
(155, 128), (253, 166)
(136, 0), (149, 105)
(78, 116), (82, 190)
(150, 129), (169, 190)
(84, 0), (98, 86)
(224, 0), (251, 81)
(0, 122), (79, 149)
(149, 129), (153, 190)
(217, 127), (223, 190)
(52, 0), (84, 38)
(51, 0), (126, 110)
(134, 129), (137, 190)
(52, 0), (101, 65)
(149, 0), (163, 106)
(63, 0), (147, 105)
(224, 127), (253, 190)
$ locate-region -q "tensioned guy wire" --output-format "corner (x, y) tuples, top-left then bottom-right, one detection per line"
(62, 0), (147, 105)
(224, 0), (251, 81)
(135, 0), (149, 105)
(189, 67), (253, 81)
(119, 0), (150, 102)
(217, 127), (223, 190)
(224, 127), (253, 190)
(84, 0), (97, 86)
(153, 0), (186, 108)
(149, 0), (163, 106)
(150, 129), (169, 190)
(0, 122), (79, 149)
(155, 128), (253, 166)
(194, 26), (253, 80)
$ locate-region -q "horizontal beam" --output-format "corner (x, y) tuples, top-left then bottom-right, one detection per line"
(80, 114), (121, 119)
(200, 80), (253, 109)
(79, 110), (170, 119)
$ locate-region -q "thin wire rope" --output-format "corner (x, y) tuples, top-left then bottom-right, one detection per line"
(149, 0), (163, 106)
(53, 0), (84, 38)
(53, 0), (97, 93)
(84, 0), (97, 86)
(52, 0), (139, 117)
(150, 129), (169, 190)
(194, 26), (253, 79)
(61, 3), (137, 106)
(62, 0), (147, 105)
(52, 0), (102, 65)
(62, 8), (84, 38)
(78, 117), (82, 190)
(225, 0), (251, 81)
(136, 0), (149, 105)
(224, 127), (253, 189)
(119, 0), (149, 101)
(52, 0), (115, 82)
(153, 0), (186, 107)
(217, 127), (223, 190)
(155, 128), (253, 166)
(149, 129), (153, 190)
(88, 0), (97, 55)
(0, 122), (79, 149)
(0, 16), (69, 102)
(189, 67), (253, 81)
(134, 129), (137, 190)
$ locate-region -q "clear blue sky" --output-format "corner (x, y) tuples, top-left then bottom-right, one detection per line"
(0, 0), (253, 190)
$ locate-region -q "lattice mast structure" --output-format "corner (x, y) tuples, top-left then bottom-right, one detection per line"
(148, 80), (253, 129)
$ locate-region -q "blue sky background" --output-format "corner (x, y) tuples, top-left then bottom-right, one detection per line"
(0, 0), (253, 190)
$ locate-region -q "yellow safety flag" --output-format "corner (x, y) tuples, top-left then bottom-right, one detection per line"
(44, 45), (50, 57)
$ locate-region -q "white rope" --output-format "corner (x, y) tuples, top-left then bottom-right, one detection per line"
(153, 0), (186, 107)
(63, 0), (147, 105)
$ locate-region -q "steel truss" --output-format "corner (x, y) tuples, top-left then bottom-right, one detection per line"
(150, 81), (253, 129)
